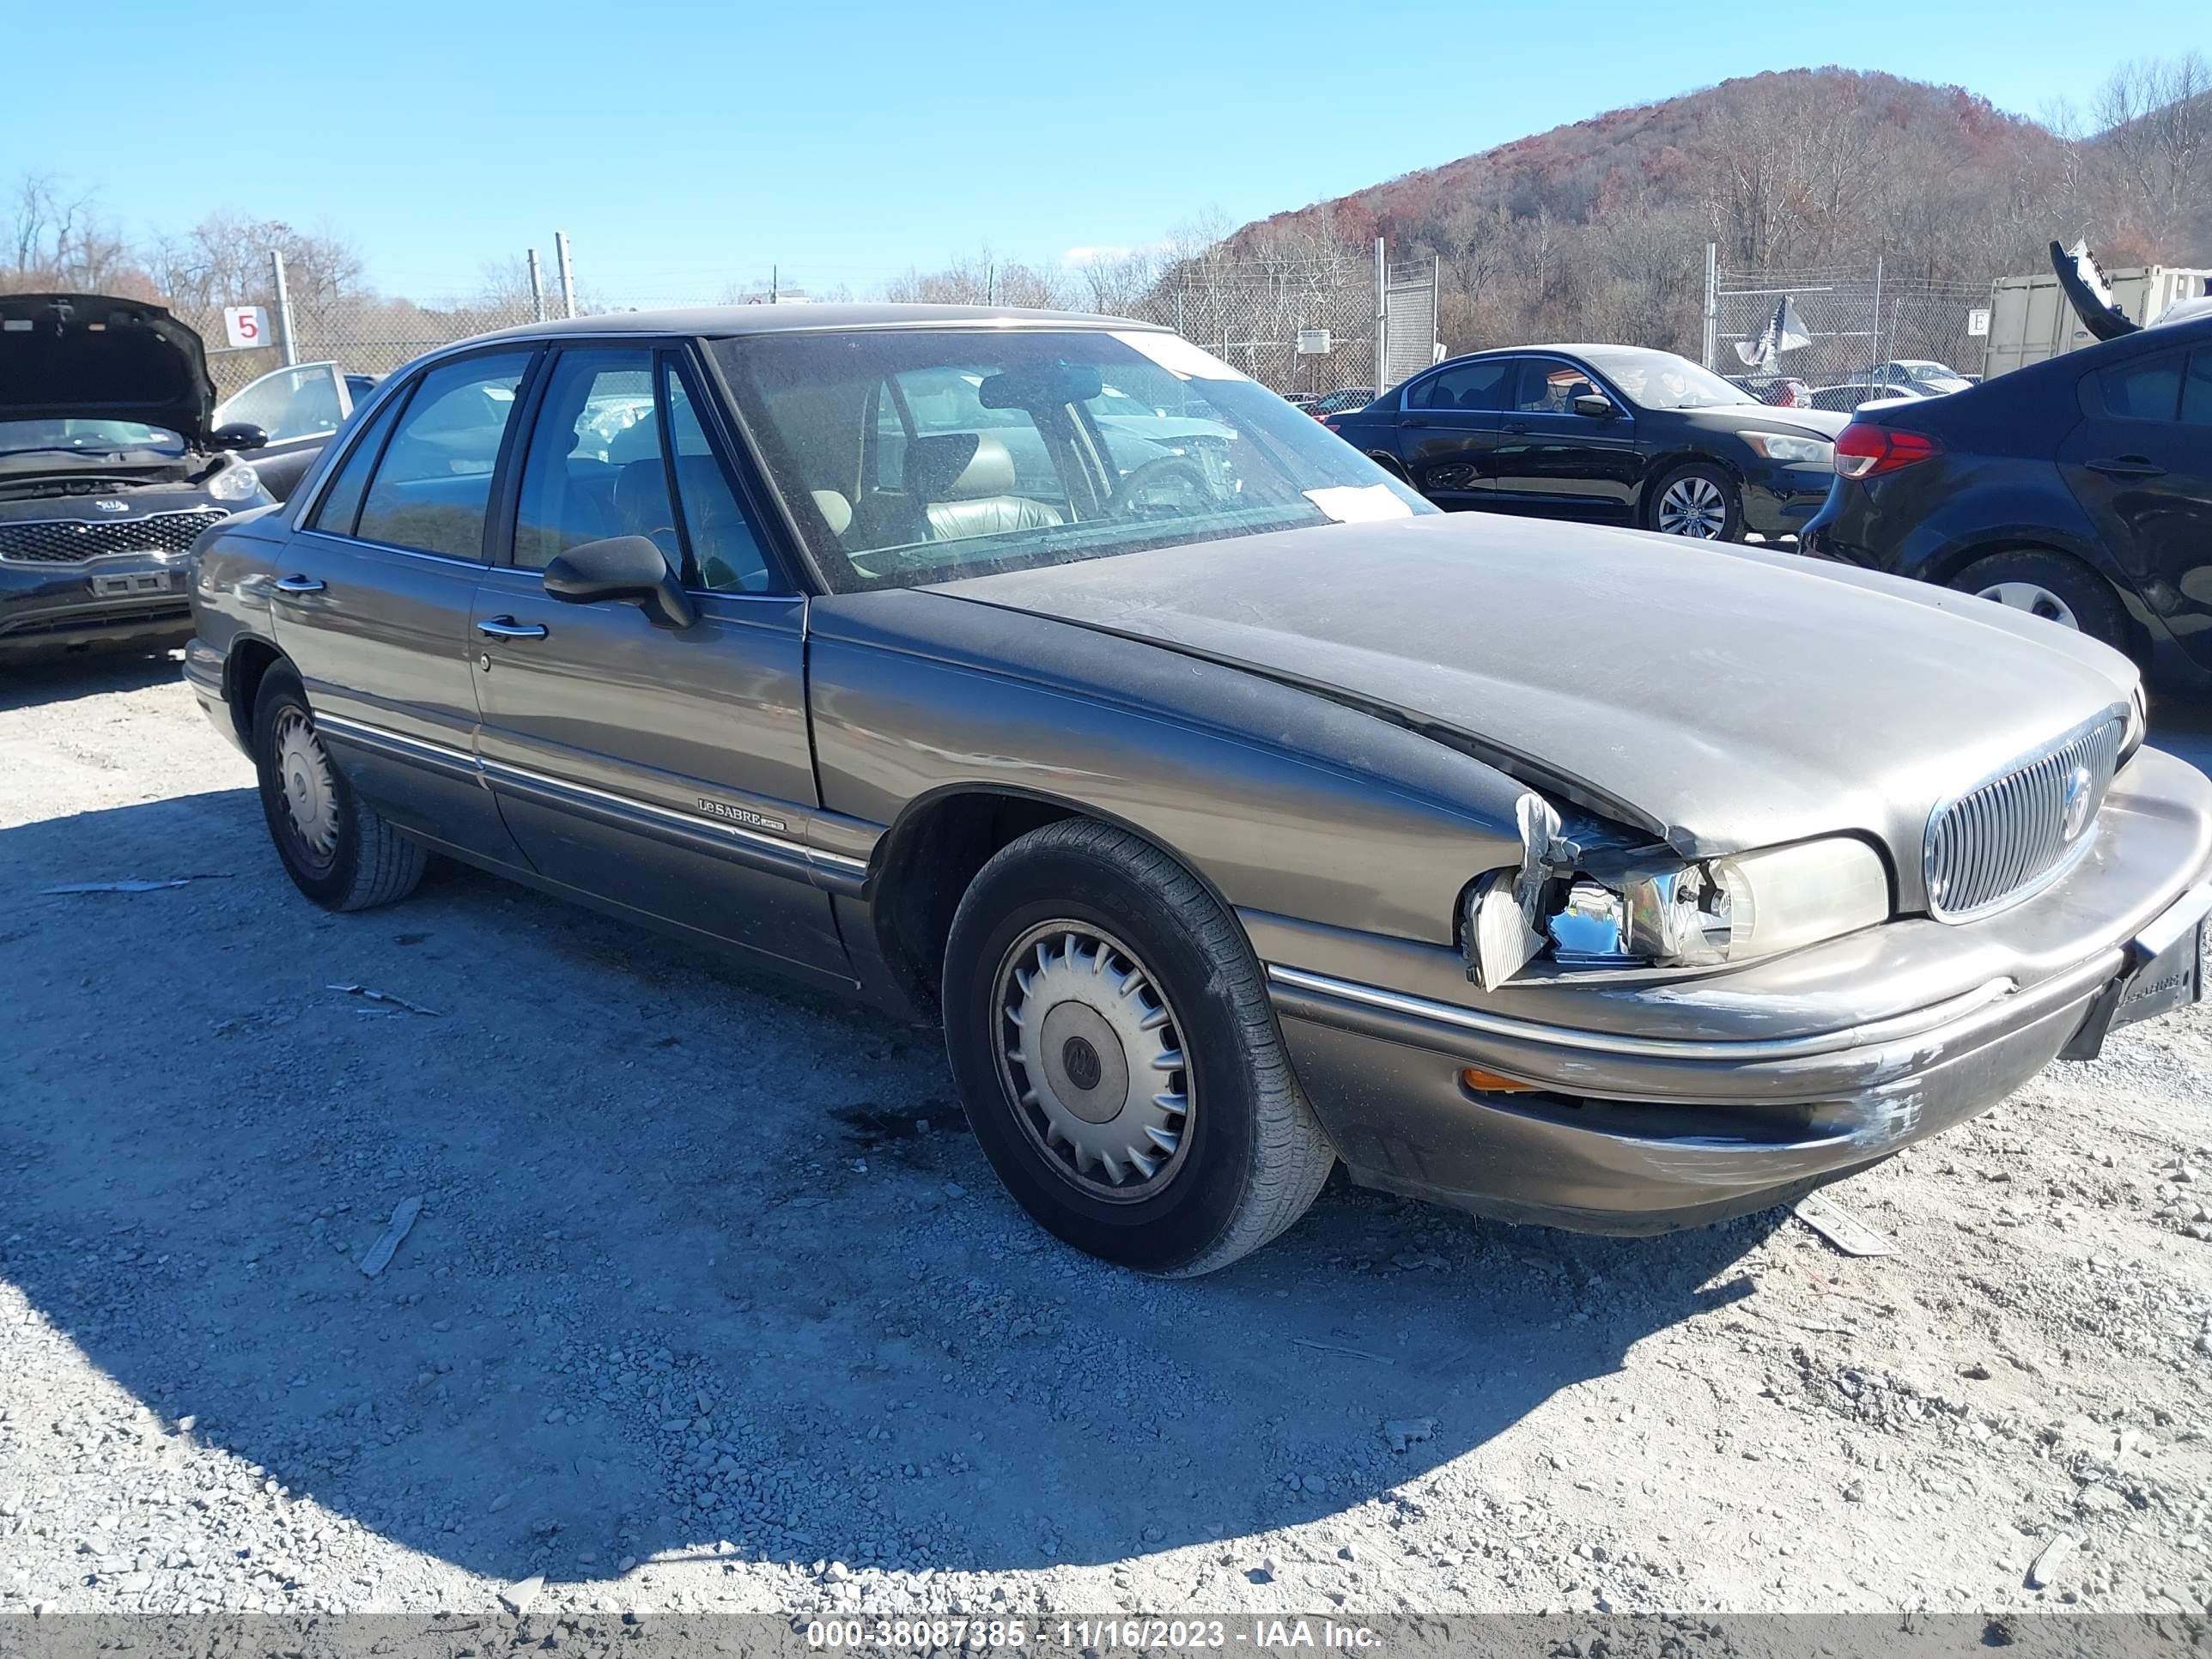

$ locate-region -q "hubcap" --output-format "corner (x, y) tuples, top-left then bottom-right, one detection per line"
(993, 921), (1194, 1202)
(1656, 475), (1729, 538)
(273, 708), (340, 865)
(1974, 580), (2080, 630)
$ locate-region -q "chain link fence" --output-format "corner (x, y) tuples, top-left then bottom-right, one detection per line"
(1115, 261), (1382, 397)
(174, 242), (1437, 405)
(1705, 262), (1988, 391)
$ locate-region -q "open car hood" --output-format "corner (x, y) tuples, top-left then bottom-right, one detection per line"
(0, 293), (216, 445)
(934, 514), (2136, 893)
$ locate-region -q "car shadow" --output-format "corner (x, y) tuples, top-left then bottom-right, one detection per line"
(2, 787), (1778, 1588)
(0, 647), (184, 712)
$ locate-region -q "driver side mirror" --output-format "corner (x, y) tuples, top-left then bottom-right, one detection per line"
(209, 422), (269, 452)
(542, 535), (697, 629)
(1571, 393), (1616, 420)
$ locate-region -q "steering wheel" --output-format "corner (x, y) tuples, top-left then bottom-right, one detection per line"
(1105, 454), (1212, 516)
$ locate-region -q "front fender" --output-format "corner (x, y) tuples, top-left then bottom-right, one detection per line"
(806, 591), (1532, 947)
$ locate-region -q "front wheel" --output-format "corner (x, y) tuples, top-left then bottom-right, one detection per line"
(942, 820), (1335, 1275)
(1646, 462), (1741, 540)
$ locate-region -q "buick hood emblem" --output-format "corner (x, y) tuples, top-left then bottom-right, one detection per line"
(2060, 763), (2094, 842)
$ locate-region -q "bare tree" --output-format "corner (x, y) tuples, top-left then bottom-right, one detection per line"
(2094, 52), (2211, 225)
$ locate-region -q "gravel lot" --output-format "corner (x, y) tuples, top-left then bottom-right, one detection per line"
(3, 652), (2210, 1625)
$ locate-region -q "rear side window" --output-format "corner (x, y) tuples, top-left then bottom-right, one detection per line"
(2099, 353), (2184, 422)
(2183, 351), (2212, 427)
(1412, 361), (1511, 411)
(355, 352), (532, 560)
(307, 393), (406, 537)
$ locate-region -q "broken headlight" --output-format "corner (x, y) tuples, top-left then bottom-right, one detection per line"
(1465, 799), (1891, 987)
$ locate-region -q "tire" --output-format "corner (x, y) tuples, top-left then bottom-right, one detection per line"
(251, 668), (426, 912)
(1950, 549), (2130, 654)
(942, 819), (1336, 1276)
(1645, 462), (1742, 541)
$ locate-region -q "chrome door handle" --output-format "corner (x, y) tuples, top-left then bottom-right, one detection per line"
(272, 574), (326, 594)
(476, 617), (549, 641)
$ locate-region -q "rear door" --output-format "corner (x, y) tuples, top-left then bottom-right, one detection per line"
(267, 348), (537, 860)
(1488, 356), (1641, 520)
(1391, 358), (1512, 505)
(2059, 343), (2212, 671)
(469, 342), (848, 975)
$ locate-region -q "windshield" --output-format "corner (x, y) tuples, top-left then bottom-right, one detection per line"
(0, 418), (186, 459)
(711, 328), (1433, 593)
(1580, 349), (1755, 411)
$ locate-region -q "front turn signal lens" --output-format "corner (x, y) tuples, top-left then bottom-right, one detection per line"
(1461, 1068), (1541, 1094)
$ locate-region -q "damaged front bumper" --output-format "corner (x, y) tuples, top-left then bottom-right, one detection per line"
(1255, 745), (2212, 1233)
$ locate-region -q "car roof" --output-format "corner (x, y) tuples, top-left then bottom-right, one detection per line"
(472, 301), (1163, 343)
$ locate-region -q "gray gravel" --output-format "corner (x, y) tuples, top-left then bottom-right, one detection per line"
(3, 652), (2211, 1621)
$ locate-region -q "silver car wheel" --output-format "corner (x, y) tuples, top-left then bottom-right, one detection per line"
(993, 921), (1194, 1203)
(1656, 474), (1730, 538)
(273, 706), (341, 864)
(1974, 580), (2081, 630)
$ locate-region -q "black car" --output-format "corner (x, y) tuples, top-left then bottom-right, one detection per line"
(0, 293), (275, 659)
(1802, 310), (2212, 672)
(1324, 345), (1845, 540)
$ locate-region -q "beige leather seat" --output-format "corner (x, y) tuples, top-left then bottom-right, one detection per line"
(903, 433), (1061, 541)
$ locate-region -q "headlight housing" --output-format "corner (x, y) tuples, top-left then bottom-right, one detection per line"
(1467, 828), (1891, 983)
(206, 462), (262, 503)
(1741, 431), (1835, 468)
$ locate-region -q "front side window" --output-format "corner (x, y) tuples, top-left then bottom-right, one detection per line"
(354, 351), (532, 560)
(2102, 353), (2185, 422)
(512, 348), (774, 593)
(1413, 361), (1511, 411)
(711, 327), (1433, 594)
(1513, 358), (1605, 415)
(215, 364), (344, 442)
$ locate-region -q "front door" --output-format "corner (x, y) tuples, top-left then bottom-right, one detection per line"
(266, 348), (537, 861)
(1394, 358), (1512, 505)
(1488, 356), (1641, 520)
(2059, 343), (2212, 672)
(469, 343), (848, 975)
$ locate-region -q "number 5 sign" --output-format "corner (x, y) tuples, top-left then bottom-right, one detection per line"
(222, 306), (270, 349)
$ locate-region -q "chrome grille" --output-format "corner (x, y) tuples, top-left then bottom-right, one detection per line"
(0, 507), (226, 565)
(1924, 714), (2126, 921)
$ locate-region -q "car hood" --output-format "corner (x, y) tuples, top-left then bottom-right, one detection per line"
(933, 514), (2136, 896)
(1683, 405), (1849, 441)
(0, 292), (215, 446)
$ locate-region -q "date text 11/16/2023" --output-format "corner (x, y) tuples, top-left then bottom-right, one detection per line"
(804, 1617), (1384, 1651)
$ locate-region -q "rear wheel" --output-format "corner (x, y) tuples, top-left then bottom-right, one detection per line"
(942, 820), (1335, 1275)
(252, 669), (426, 911)
(1646, 462), (1741, 540)
(1950, 550), (2130, 654)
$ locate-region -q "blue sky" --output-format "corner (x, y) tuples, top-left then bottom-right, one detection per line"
(2, 1), (2190, 302)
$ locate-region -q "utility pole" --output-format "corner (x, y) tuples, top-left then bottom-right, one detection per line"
(1373, 237), (1387, 391)
(554, 230), (577, 319)
(770, 264), (779, 305)
(1701, 243), (1719, 370)
(526, 248), (546, 322)
(269, 249), (297, 368)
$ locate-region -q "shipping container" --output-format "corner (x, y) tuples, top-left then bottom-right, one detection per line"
(1982, 264), (2212, 376)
